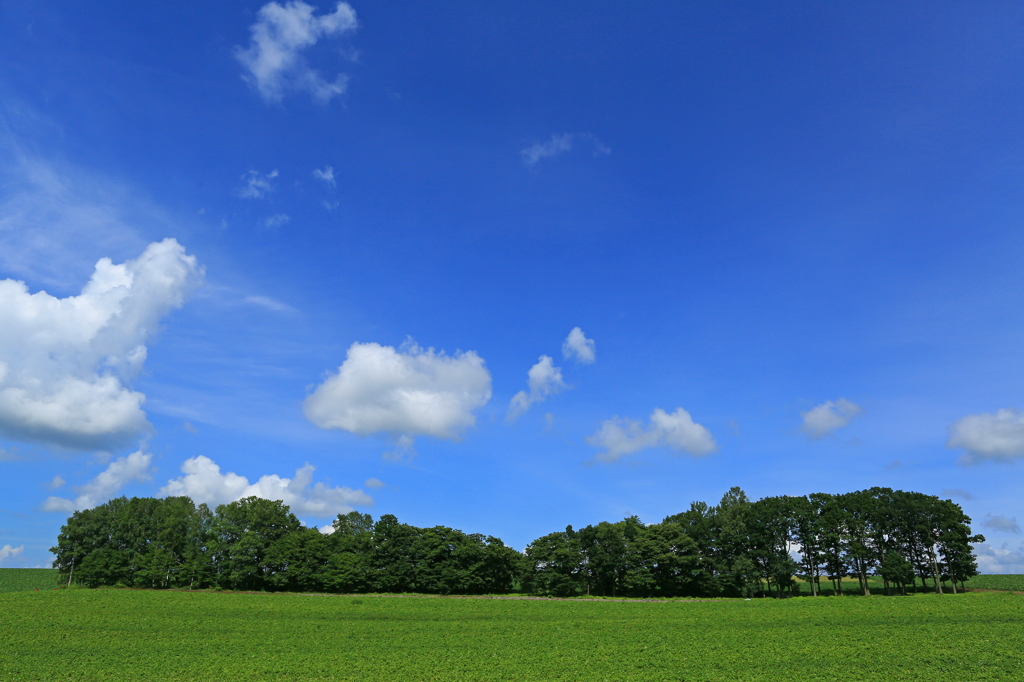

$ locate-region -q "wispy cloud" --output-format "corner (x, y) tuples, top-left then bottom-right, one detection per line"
(262, 213), (290, 230)
(237, 169), (278, 199)
(312, 165), (336, 188)
(521, 132), (610, 166)
(244, 295), (295, 313)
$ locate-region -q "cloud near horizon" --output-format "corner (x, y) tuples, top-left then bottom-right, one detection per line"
(303, 340), (492, 447)
(0, 544), (25, 566)
(42, 450), (154, 513)
(0, 239), (202, 450)
(159, 455), (372, 518)
(587, 407), (717, 462)
(235, 1), (358, 103)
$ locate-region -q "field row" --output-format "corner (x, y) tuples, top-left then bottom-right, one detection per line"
(2, 588), (1023, 680)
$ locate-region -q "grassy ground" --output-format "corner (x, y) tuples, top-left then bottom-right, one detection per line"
(0, 569), (59, 593)
(2, 589), (1022, 680)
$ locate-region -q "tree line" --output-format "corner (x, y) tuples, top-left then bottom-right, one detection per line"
(50, 486), (982, 598)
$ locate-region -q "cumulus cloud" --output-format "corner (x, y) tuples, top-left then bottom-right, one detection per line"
(0, 544), (24, 565)
(800, 399), (862, 439)
(521, 133), (610, 166)
(364, 477), (385, 488)
(312, 166), (336, 188)
(0, 239), (202, 450)
(235, 1), (358, 103)
(46, 475), (65, 491)
(303, 340), (492, 447)
(983, 514), (1021, 534)
(562, 327), (596, 364)
(159, 455), (372, 518)
(948, 408), (1024, 464)
(237, 169), (278, 199)
(587, 407), (717, 462)
(975, 542), (1024, 574)
(507, 356), (566, 421)
(42, 450), (153, 513)
(943, 488), (976, 501)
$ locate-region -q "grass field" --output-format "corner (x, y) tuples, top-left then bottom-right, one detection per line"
(2, 589), (1022, 680)
(0, 568), (59, 593)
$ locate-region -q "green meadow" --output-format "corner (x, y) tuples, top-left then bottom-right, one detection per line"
(2, 589), (1023, 681)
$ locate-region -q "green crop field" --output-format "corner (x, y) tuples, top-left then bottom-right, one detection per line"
(0, 568), (59, 593)
(2, 590), (1023, 680)
(964, 574), (1024, 592)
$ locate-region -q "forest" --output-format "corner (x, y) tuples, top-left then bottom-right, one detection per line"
(50, 487), (982, 598)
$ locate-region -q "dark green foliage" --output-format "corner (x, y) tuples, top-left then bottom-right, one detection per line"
(49, 486), (982, 598)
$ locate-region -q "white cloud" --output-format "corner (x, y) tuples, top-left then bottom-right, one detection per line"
(159, 455), (372, 518)
(237, 169), (278, 199)
(0, 239), (202, 450)
(942, 488), (976, 501)
(43, 450), (154, 513)
(975, 542), (1024, 574)
(183, 421), (197, 434)
(983, 514), (1021, 534)
(507, 356), (566, 421)
(235, 1), (358, 103)
(521, 133), (611, 166)
(365, 477), (385, 488)
(948, 408), (1024, 464)
(0, 544), (24, 565)
(587, 407), (717, 462)
(263, 213), (290, 230)
(303, 340), (491, 446)
(562, 327), (596, 364)
(47, 475), (65, 491)
(244, 294), (295, 313)
(312, 166), (336, 188)
(800, 399), (862, 439)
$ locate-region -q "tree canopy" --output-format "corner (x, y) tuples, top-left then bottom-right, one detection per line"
(51, 487), (981, 597)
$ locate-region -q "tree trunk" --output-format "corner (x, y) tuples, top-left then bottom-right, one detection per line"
(929, 546), (943, 595)
(859, 557), (870, 596)
(67, 560), (74, 588)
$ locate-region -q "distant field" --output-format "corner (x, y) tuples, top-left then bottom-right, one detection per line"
(964, 574), (1024, 592)
(2, 589), (1023, 680)
(0, 568), (59, 593)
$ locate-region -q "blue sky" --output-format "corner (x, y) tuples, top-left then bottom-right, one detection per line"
(2, 0), (1024, 571)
